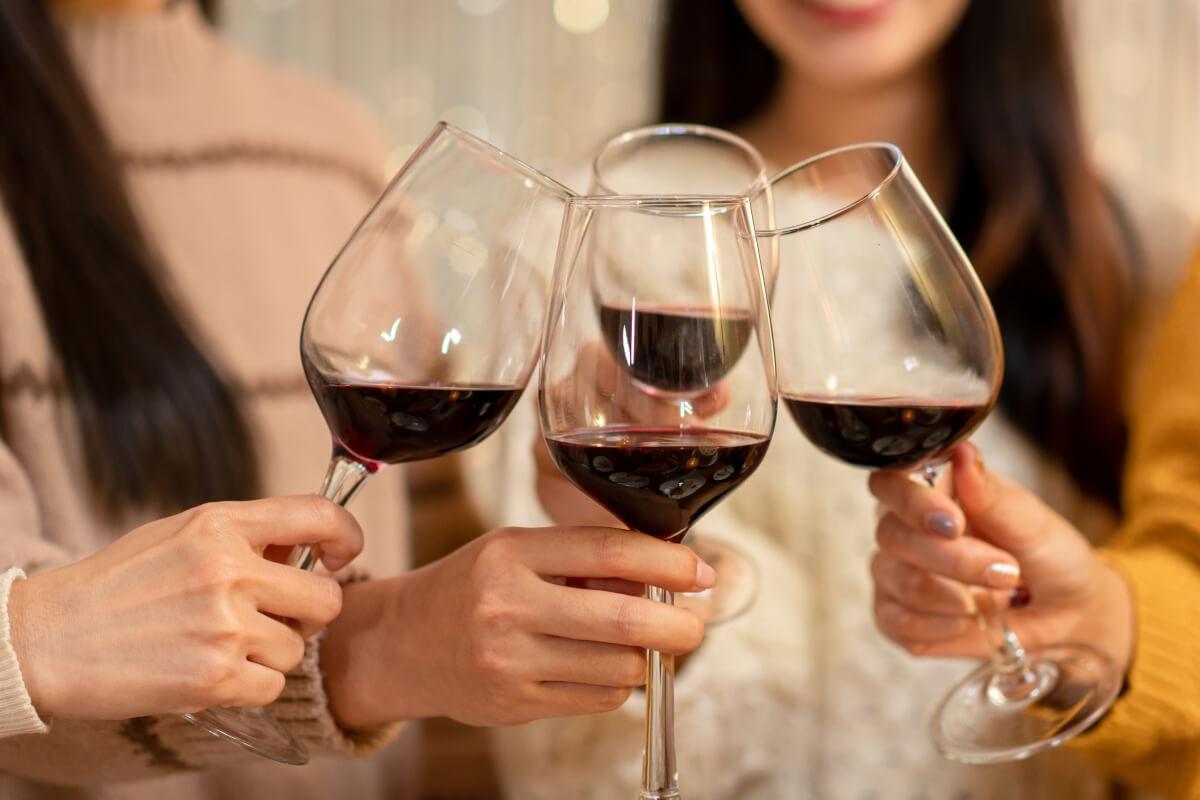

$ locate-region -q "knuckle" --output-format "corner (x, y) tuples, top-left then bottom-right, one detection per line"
(612, 599), (644, 642)
(191, 652), (239, 701)
(252, 670), (287, 707)
(308, 576), (343, 624)
(901, 568), (929, 603)
(472, 588), (519, 632)
(596, 530), (632, 574)
(281, 629), (306, 671)
(471, 639), (511, 679)
(190, 502), (236, 535)
(301, 495), (341, 531)
(476, 528), (520, 570)
(193, 550), (246, 593)
(874, 515), (901, 551)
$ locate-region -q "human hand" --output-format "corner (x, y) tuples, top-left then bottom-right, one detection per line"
(323, 525), (713, 728)
(10, 496), (362, 720)
(868, 443), (1133, 674)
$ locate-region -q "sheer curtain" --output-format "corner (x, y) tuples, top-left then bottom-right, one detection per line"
(219, 0), (662, 186)
(220, 0), (1198, 227)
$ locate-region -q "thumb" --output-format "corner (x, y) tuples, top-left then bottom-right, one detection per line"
(952, 442), (1057, 562)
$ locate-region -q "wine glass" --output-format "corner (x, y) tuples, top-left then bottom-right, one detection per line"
(589, 123), (775, 623)
(761, 142), (1121, 763)
(540, 195), (776, 799)
(183, 122), (573, 766)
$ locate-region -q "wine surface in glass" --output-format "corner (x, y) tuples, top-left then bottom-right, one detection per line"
(309, 375), (522, 467)
(598, 304), (753, 394)
(545, 426), (769, 540)
(783, 394), (987, 470)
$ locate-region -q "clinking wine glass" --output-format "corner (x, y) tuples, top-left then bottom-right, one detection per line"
(540, 195), (777, 799)
(588, 123), (776, 623)
(182, 122), (572, 765)
(761, 142), (1121, 763)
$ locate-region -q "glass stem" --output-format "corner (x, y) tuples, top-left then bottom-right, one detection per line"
(287, 453), (371, 572)
(641, 584), (679, 800)
(921, 464), (1043, 705)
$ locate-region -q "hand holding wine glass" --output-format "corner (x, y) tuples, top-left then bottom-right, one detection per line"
(540, 195), (775, 800)
(868, 443), (1134, 687)
(9, 497), (361, 721)
(323, 524), (712, 729)
(764, 142), (1121, 763)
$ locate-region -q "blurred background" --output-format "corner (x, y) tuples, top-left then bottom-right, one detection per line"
(221, 0), (1199, 227)
(213, 2), (1198, 797)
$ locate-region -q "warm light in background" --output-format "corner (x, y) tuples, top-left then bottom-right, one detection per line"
(553, 0), (610, 34)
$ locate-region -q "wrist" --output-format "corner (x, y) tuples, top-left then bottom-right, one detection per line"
(322, 573), (437, 729)
(1076, 558), (1135, 677)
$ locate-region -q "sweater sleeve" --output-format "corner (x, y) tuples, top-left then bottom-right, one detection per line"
(0, 432), (400, 784)
(1070, 249), (1200, 798)
(0, 568), (48, 738)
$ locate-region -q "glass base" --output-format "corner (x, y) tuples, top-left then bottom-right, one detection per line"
(183, 706), (309, 766)
(640, 791), (682, 800)
(931, 643), (1121, 764)
(675, 538), (759, 626)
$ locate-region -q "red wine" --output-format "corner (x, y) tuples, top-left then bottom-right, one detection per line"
(545, 427), (769, 540)
(784, 395), (987, 470)
(598, 304), (753, 394)
(309, 377), (522, 467)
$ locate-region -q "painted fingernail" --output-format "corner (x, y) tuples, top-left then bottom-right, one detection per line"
(695, 560), (717, 589)
(985, 562), (1020, 588)
(925, 512), (959, 539)
(1009, 584), (1032, 608)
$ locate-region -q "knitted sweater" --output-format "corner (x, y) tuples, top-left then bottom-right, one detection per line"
(1074, 247), (1200, 799)
(0, 4), (415, 796)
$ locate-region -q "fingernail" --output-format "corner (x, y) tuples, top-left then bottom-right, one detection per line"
(925, 512), (959, 539)
(695, 560), (717, 589)
(985, 562), (1020, 588)
(1009, 584), (1032, 608)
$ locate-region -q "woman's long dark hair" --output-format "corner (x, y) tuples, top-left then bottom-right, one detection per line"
(661, 1), (1133, 509)
(0, 0), (258, 516)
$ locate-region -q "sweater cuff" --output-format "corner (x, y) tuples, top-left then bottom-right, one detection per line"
(1071, 545), (1200, 764)
(271, 628), (405, 757)
(0, 568), (49, 737)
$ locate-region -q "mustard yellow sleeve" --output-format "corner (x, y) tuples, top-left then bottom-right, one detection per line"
(1071, 248), (1200, 798)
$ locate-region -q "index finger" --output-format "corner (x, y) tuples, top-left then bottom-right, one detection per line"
(868, 470), (964, 540)
(206, 496), (365, 571)
(516, 526), (714, 594)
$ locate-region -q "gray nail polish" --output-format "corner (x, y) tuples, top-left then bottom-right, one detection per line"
(926, 512), (958, 538)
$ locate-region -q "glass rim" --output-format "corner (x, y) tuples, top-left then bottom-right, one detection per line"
(754, 141), (904, 236)
(404, 120), (577, 199)
(566, 193), (751, 211)
(592, 122), (769, 195)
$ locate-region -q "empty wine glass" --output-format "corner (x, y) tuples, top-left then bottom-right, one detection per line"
(762, 142), (1121, 763)
(540, 195), (777, 799)
(183, 121), (572, 765)
(589, 123), (775, 623)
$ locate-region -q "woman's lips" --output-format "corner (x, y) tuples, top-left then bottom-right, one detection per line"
(798, 0), (896, 26)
